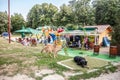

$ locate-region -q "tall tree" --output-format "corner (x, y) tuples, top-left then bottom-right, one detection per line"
(93, 0), (120, 45)
(69, 0), (95, 26)
(93, 0), (120, 26)
(27, 4), (41, 28)
(27, 3), (58, 28)
(11, 13), (25, 32)
(0, 11), (8, 34)
(56, 4), (74, 26)
(39, 3), (58, 26)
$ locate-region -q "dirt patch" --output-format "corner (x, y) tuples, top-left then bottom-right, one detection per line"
(0, 63), (19, 76)
(0, 74), (35, 80)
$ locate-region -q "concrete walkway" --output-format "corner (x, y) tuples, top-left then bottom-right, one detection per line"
(90, 47), (110, 54)
(99, 47), (109, 54)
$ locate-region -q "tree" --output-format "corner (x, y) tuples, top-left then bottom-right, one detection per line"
(27, 3), (58, 28)
(11, 13), (25, 32)
(69, 0), (95, 26)
(56, 4), (74, 26)
(39, 3), (58, 26)
(27, 4), (41, 28)
(0, 11), (8, 34)
(111, 25), (120, 45)
(93, 0), (120, 26)
(111, 2), (120, 45)
(93, 0), (120, 45)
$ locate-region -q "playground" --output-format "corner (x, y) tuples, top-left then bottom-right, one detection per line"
(0, 25), (120, 80)
(0, 35), (120, 80)
(0, 27), (120, 80)
(58, 48), (120, 62)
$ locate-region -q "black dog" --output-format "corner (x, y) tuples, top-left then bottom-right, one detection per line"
(74, 56), (87, 67)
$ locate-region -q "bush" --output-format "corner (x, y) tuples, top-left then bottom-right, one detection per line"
(111, 25), (120, 45)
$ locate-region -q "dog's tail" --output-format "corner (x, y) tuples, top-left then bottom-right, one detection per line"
(41, 48), (44, 53)
(41, 46), (47, 53)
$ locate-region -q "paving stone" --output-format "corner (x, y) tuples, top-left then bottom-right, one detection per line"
(42, 74), (65, 80)
(35, 69), (54, 77)
(0, 74), (35, 80)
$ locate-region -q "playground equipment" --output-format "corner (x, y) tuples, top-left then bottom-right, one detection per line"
(103, 37), (110, 47)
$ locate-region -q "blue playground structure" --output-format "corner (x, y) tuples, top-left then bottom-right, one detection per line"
(103, 37), (110, 47)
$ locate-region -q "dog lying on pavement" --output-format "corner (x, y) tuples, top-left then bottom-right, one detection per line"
(74, 56), (88, 68)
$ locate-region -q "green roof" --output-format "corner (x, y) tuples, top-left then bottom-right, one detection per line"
(79, 27), (96, 31)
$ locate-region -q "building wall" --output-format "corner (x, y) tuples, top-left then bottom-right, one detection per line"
(98, 28), (111, 45)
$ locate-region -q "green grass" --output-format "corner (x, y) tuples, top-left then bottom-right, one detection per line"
(35, 53), (70, 71)
(0, 37), (71, 76)
(69, 64), (117, 80)
(90, 53), (120, 62)
(36, 77), (42, 80)
(59, 56), (109, 71)
(69, 71), (101, 80)
(58, 48), (120, 62)
(0, 37), (119, 79)
(0, 57), (22, 65)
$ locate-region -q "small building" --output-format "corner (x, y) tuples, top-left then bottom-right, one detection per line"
(84, 25), (112, 45)
(62, 25), (112, 46)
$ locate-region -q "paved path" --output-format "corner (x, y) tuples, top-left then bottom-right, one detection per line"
(87, 65), (120, 80)
(99, 47), (109, 54)
(90, 47), (109, 54)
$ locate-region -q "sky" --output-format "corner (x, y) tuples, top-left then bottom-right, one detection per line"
(0, 0), (70, 20)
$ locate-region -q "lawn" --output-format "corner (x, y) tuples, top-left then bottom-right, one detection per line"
(0, 36), (118, 80)
(0, 37), (70, 76)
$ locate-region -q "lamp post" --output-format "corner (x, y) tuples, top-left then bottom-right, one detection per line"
(8, 0), (11, 43)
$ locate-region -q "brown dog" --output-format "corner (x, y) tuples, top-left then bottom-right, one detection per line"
(41, 44), (62, 58)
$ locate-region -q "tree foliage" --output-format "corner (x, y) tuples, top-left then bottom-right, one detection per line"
(69, 0), (95, 26)
(11, 13), (25, 32)
(0, 11), (8, 34)
(0, 0), (120, 39)
(26, 1), (95, 29)
(93, 0), (120, 44)
(27, 3), (58, 28)
(27, 4), (41, 28)
(93, 0), (120, 26)
(112, 25), (120, 44)
(56, 4), (74, 26)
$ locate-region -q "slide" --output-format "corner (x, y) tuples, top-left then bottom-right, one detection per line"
(103, 37), (110, 47)
(49, 33), (57, 41)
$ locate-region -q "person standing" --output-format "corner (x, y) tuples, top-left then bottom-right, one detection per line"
(78, 39), (81, 49)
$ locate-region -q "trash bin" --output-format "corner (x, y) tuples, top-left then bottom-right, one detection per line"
(94, 45), (100, 55)
(109, 46), (117, 57)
